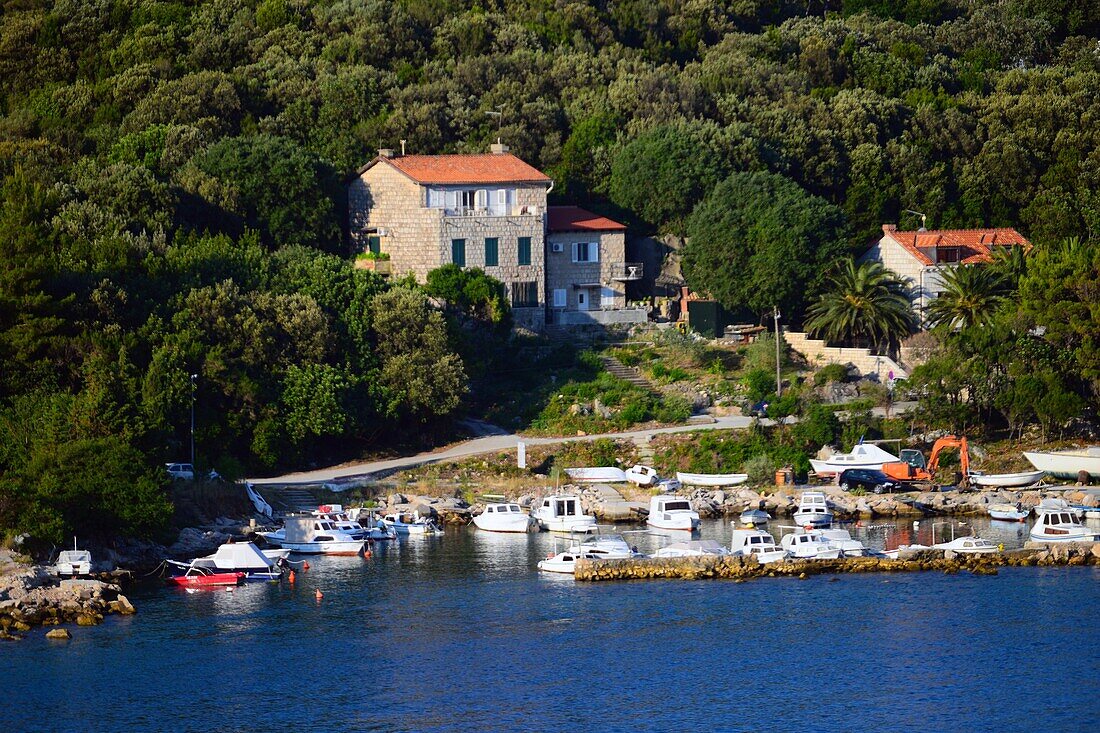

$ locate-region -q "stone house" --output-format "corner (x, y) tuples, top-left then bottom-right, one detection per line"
(348, 144), (645, 330)
(860, 224), (1031, 323)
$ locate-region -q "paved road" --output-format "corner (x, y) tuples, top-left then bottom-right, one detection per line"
(247, 416), (754, 486)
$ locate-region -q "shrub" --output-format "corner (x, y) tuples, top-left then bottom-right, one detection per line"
(814, 363), (849, 385)
(744, 453), (777, 484)
(743, 368), (775, 403)
(654, 396), (692, 423)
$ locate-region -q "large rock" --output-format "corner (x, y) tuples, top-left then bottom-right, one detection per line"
(45, 628), (71, 640)
(115, 594), (136, 615)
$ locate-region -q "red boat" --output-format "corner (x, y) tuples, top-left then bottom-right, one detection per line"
(166, 566), (245, 588)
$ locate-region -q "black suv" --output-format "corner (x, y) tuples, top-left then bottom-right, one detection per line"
(838, 468), (900, 494)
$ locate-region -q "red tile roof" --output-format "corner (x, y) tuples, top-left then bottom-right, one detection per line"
(547, 206), (626, 232)
(880, 225), (1030, 266)
(366, 153), (551, 185)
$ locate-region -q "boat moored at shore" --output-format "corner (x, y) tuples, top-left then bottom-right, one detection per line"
(988, 503), (1029, 521)
(473, 502), (537, 533)
(533, 495), (597, 533)
(259, 517), (365, 555)
(1029, 499), (1100, 543)
(646, 495), (700, 531)
(730, 528), (787, 564)
(793, 491), (833, 527)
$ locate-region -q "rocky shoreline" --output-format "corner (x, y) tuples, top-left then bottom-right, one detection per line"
(0, 556), (136, 641)
(574, 542), (1100, 582)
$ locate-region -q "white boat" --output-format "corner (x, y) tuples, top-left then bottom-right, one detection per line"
(811, 528), (869, 557)
(646, 495), (700, 531)
(259, 517), (365, 555)
(382, 512), (443, 536)
(1023, 447), (1100, 480)
(809, 443), (899, 475)
(654, 540), (731, 558)
(675, 471), (748, 487)
(882, 544), (932, 559)
(968, 470), (1046, 488)
(780, 530), (842, 560)
(729, 527), (787, 564)
(988, 503), (1029, 521)
(533, 495), (597, 533)
(314, 505), (396, 541)
(53, 543), (92, 577)
(565, 467), (627, 483)
(473, 502), (537, 533)
(1029, 499), (1100, 543)
(738, 508), (770, 527)
(932, 536), (1000, 555)
(624, 464), (658, 486)
(537, 549), (601, 574)
(177, 541), (287, 581)
(344, 507), (399, 540)
(792, 491), (833, 527)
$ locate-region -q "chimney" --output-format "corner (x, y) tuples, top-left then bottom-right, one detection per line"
(490, 141), (509, 155)
(378, 148), (395, 159)
(882, 224), (897, 234)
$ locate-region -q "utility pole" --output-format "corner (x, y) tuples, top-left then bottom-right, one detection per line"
(773, 307), (782, 398)
(190, 373), (198, 469)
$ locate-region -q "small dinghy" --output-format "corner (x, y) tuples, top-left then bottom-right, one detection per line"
(565, 467), (627, 483)
(988, 503), (1029, 522)
(969, 470), (1046, 488)
(676, 472), (748, 487)
(738, 508), (770, 527)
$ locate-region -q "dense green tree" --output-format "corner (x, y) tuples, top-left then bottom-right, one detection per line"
(682, 172), (851, 318)
(805, 260), (917, 354)
(424, 264), (510, 328)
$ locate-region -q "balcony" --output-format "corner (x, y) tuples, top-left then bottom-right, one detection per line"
(441, 204), (541, 218)
(611, 262), (644, 281)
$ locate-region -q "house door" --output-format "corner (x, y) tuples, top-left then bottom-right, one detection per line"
(577, 290), (589, 311)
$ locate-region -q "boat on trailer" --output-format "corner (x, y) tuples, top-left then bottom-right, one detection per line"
(968, 471), (1046, 488)
(809, 442), (899, 475)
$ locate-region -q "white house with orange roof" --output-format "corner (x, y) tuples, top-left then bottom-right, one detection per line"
(348, 143), (645, 330)
(861, 223), (1031, 323)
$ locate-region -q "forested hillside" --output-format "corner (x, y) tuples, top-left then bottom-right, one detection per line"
(2, 0), (1099, 542)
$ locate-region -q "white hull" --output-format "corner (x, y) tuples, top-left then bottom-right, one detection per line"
(809, 443), (899, 475)
(540, 517), (597, 533)
(751, 550), (788, 564)
(988, 504), (1029, 521)
(969, 471), (1046, 488)
(1029, 528), (1100, 543)
(810, 458), (889, 474)
(473, 514), (536, 533)
(793, 511), (832, 527)
(787, 547), (841, 560)
(647, 516), (700, 531)
(675, 472), (749, 487)
(565, 467), (627, 483)
(1023, 449), (1100, 480)
(739, 510), (770, 527)
(260, 536), (363, 555)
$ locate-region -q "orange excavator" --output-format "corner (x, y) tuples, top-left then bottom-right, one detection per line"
(882, 435), (970, 488)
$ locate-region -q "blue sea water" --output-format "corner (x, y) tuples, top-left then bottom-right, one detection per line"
(3, 520), (1098, 733)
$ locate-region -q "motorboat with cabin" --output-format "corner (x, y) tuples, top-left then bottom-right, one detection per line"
(730, 527), (787, 564)
(809, 442), (899, 475)
(646, 495), (700, 531)
(259, 517), (365, 555)
(565, 527), (643, 560)
(344, 507), (398, 540)
(738, 508), (770, 527)
(52, 539), (92, 577)
(473, 502), (537, 533)
(793, 491), (833, 527)
(809, 528), (869, 557)
(381, 511), (443, 536)
(1029, 498), (1100, 543)
(533, 495), (597, 533)
(932, 536), (1000, 554)
(653, 539), (731, 558)
(780, 529), (842, 560)
(537, 549), (601, 574)
(313, 505), (396, 541)
(171, 541), (289, 581)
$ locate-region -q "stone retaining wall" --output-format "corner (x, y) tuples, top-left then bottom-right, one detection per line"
(784, 330), (908, 380)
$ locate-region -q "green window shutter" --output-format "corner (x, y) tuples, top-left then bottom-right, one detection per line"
(368, 235), (380, 254)
(451, 238), (465, 267)
(517, 236), (531, 266)
(484, 237), (498, 267)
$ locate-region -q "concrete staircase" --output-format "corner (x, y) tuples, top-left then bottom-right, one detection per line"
(262, 487), (322, 513)
(784, 331), (908, 380)
(600, 355), (657, 392)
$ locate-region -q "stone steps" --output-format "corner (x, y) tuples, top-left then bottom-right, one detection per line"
(600, 355), (657, 392)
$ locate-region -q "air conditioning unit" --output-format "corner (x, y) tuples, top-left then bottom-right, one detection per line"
(551, 243), (564, 253)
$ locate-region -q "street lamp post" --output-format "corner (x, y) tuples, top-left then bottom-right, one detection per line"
(773, 307), (782, 398)
(190, 373), (197, 470)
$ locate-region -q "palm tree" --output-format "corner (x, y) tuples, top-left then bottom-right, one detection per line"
(805, 260), (916, 355)
(924, 264), (1008, 329)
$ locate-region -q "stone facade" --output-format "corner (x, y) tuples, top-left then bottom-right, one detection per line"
(859, 233), (944, 319)
(545, 230), (627, 317)
(784, 330), (909, 380)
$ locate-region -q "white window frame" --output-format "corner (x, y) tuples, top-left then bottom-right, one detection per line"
(571, 241), (599, 263)
(552, 289), (567, 308)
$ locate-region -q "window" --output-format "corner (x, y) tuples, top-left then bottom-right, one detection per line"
(451, 238), (465, 267)
(461, 190), (475, 209)
(510, 281), (538, 307)
(572, 241), (599, 263)
(484, 237), (498, 267)
(497, 189), (507, 205)
(517, 236), (531, 266)
(368, 235), (380, 255)
(475, 189), (487, 209)
(552, 289), (567, 308)
(665, 501), (691, 511)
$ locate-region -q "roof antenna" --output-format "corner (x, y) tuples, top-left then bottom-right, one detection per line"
(486, 105), (505, 143)
(905, 209), (928, 231)
(400, 139), (406, 156)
